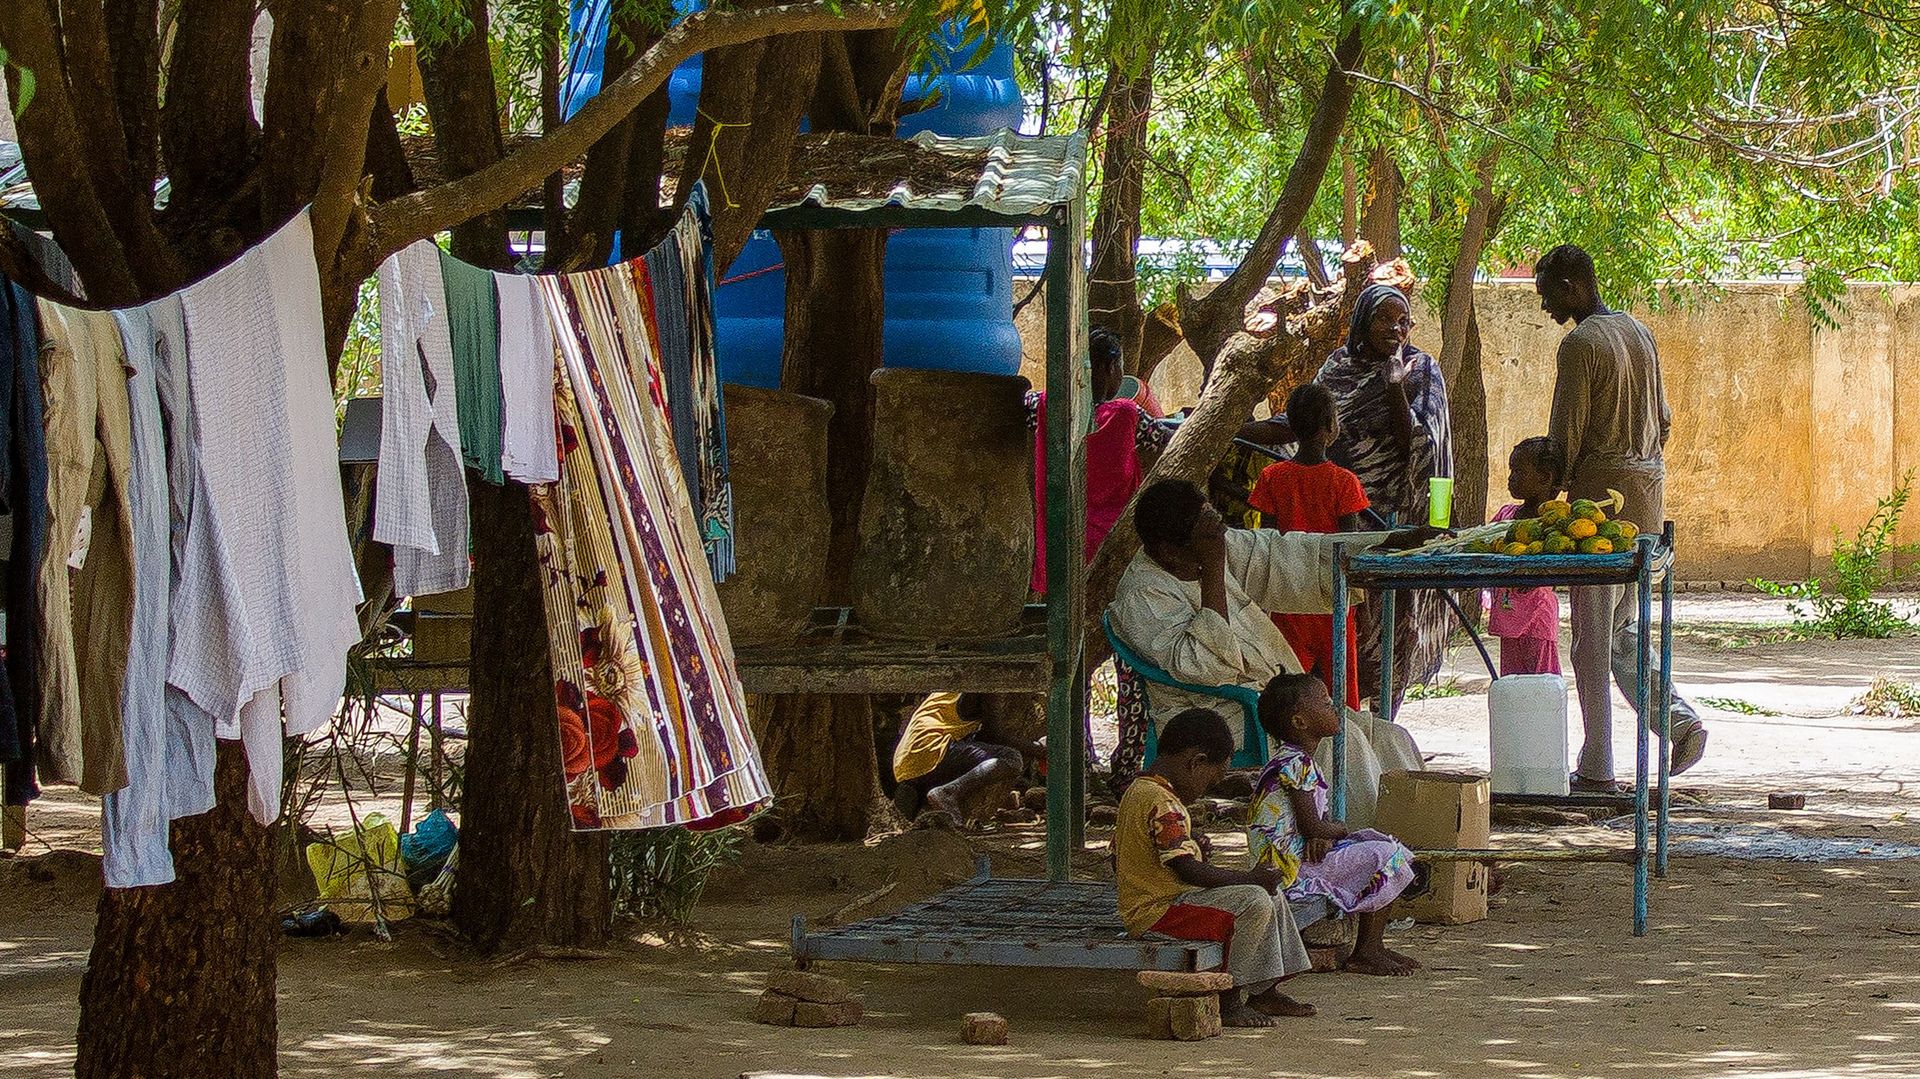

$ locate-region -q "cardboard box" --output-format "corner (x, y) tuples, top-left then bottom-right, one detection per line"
(1375, 770), (1492, 925)
(1399, 860), (1490, 925)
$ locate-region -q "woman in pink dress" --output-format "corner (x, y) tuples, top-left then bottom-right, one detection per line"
(1028, 326), (1167, 592)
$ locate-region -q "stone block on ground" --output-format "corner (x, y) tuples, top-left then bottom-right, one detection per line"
(1301, 917), (1355, 949)
(1086, 804), (1119, 826)
(766, 968), (857, 1005)
(1146, 994), (1221, 1040)
(754, 990), (799, 1026)
(793, 999), (864, 1028)
(962, 1012), (1009, 1045)
(1308, 945), (1347, 973)
(1020, 786), (1049, 811)
(1136, 970), (1233, 996)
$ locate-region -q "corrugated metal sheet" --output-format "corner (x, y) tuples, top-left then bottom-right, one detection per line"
(772, 129), (1087, 218)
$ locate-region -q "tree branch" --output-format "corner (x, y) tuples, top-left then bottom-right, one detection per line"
(1177, 24), (1365, 362)
(373, 2), (905, 259)
(0, 2), (144, 302)
(1437, 144), (1500, 385)
(163, 0), (258, 218)
(105, 0), (161, 189)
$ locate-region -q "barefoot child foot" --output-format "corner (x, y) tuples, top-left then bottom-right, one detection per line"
(1221, 992), (1281, 1028)
(1248, 985), (1317, 1018)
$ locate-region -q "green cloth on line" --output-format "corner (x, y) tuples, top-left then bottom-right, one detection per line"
(438, 249), (504, 484)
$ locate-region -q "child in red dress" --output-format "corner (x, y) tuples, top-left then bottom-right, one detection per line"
(1246, 383), (1368, 709)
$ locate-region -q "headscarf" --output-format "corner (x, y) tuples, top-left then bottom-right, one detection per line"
(1344, 282), (1412, 358)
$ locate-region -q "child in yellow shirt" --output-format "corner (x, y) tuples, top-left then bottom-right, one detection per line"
(1116, 708), (1316, 1026)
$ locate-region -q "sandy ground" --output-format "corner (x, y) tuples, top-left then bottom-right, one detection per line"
(4, 597), (1920, 1079)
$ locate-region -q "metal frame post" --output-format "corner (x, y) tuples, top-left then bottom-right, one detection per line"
(1330, 543), (1350, 822)
(1657, 521), (1675, 877)
(1042, 196), (1090, 882)
(1377, 513), (1396, 721)
(1377, 589), (1396, 722)
(1632, 536), (1654, 936)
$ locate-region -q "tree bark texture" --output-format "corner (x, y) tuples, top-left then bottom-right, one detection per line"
(412, 0), (512, 268)
(1087, 57), (1155, 360)
(453, 480), (613, 953)
(687, 26), (825, 271)
(762, 226), (890, 841)
(747, 693), (888, 841)
(1358, 146), (1402, 261)
(1437, 152), (1503, 528)
(76, 744), (278, 1079)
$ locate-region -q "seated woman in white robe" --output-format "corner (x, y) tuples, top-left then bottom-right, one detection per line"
(1109, 479), (1427, 826)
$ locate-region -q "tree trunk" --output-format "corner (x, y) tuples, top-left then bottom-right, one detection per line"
(747, 694), (888, 841)
(687, 23), (825, 271)
(760, 225), (890, 841)
(1437, 151), (1502, 528)
(77, 744), (278, 1079)
(412, 0), (510, 267)
(452, 480), (612, 953)
(1359, 146), (1402, 260)
(1087, 56), (1155, 360)
(1453, 304), (1491, 529)
(1082, 247), (1379, 663)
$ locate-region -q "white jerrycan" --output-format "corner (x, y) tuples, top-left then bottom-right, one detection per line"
(1487, 674), (1571, 796)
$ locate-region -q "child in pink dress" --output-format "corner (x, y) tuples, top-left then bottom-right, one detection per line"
(1487, 437), (1565, 675)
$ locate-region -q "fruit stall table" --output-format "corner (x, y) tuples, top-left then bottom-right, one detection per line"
(1329, 524), (1678, 936)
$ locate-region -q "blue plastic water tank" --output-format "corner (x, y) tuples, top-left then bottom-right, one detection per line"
(655, 20), (1027, 387)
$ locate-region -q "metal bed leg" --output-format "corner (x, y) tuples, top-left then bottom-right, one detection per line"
(1378, 588), (1396, 724)
(1069, 657), (1087, 853)
(1331, 544), (1349, 822)
(1633, 537), (1653, 936)
(1651, 518), (1666, 875)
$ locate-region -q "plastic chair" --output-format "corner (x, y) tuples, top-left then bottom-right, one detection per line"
(1102, 612), (1270, 769)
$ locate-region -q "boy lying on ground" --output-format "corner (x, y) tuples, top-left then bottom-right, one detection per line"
(1116, 708), (1317, 1027)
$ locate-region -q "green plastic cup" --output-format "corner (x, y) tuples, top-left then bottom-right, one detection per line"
(1428, 477), (1454, 528)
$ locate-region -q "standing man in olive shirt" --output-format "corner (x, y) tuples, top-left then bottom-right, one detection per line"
(1535, 245), (1707, 790)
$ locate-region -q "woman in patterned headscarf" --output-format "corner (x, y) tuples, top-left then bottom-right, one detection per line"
(1315, 282), (1454, 710)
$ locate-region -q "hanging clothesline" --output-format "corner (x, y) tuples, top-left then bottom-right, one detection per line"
(374, 187), (736, 587)
(0, 211), (364, 889)
(371, 186), (767, 832)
